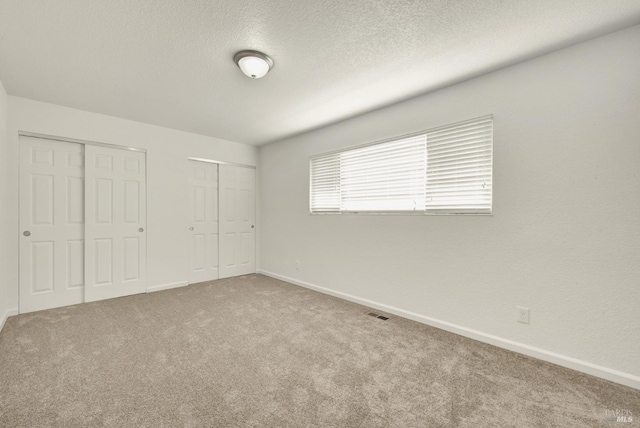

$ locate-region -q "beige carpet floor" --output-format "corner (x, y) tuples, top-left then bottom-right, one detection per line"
(0, 274), (638, 427)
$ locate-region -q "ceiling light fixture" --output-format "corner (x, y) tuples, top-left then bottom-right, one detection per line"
(233, 50), (274, 79)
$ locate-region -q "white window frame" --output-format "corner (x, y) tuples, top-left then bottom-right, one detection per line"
(309, 115), (493, 216)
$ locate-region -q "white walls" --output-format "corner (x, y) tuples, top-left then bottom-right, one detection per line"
(260, 25), (640, 388)
(0, 78), (16, 330)
(4, 97), (258, 314)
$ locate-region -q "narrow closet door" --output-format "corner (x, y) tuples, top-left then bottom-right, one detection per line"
(19, 136), (85, 313)
(188, 160), (219, 283)
(219, 164), (255, 278)
(84, 145), (147, 302)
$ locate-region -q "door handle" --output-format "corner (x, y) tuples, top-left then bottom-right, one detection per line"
(251, 225), (255, 229)
(23, 230), (31, 237)
(138, 228), (144, 233)
(189, 226), (194, 231)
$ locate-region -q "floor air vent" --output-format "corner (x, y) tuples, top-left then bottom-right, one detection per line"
(367, 312), (389, 320)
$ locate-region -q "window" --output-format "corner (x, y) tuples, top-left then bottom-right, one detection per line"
(310, 115), (493, 214)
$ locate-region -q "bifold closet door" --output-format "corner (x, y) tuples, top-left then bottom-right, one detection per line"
(219, 164), (255, 278)
(84, 145), (147, 302)
(188, 160), (219, 283)
(19, 136), (85, 313)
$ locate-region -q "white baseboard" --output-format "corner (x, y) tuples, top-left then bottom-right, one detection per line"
(146, 281), (188, 293)
(258, 269), (640, 391)
(0, 308), (19, 333)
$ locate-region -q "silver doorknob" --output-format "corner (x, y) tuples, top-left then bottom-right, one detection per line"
(23, 230), (31, 237)
(138, 228), (144, 232)
(189, 227), (194, 231)
(251, 225), (255, 229)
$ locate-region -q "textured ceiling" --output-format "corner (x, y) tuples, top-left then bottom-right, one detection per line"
(1, 1), (639, 145)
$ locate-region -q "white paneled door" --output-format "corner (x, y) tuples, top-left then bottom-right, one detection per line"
(84, 145), (147, 302)
(188, 160), (219, 283)
(19, 137), (85, 313)
(219, 164), (255, 278)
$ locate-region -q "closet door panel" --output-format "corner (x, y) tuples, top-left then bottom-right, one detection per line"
(19, 136), (84, 313)
(85, 145), (147, 302)
(187, 160), (219, 284)
(219, 165), (255, 279)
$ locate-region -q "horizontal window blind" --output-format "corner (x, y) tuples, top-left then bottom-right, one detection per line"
(310, 152), (340, 212)
(310, 115), (492, 214)
(425, 116), (493, 213)
(340, 135), (426, 212)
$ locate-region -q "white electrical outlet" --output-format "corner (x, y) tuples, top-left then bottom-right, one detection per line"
(517, 306), (530, 324)
(295, 261), (300, 270)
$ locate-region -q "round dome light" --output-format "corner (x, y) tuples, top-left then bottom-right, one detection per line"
(233, 50), (274, 79)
